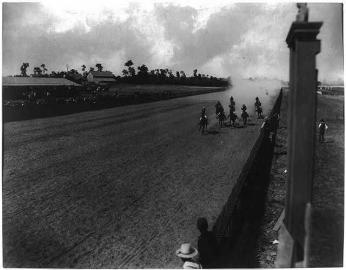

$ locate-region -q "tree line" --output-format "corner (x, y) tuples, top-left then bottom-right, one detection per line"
(16, 60), (230, 87)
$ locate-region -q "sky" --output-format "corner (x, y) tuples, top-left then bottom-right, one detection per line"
(2, 1), (344, 83)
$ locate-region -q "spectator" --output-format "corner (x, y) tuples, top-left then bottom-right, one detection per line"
(176, 243), (202, 269)
(318, 119), (328, 142)
(197, 218), (218, 268)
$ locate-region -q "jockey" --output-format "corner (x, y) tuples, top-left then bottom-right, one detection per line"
(241, 104), (249, 126)
(255, 97), (263, 118)
(229, 96), (235, 113)
(255, 97), (261, 108)
(200, 107), (207, 120)
(215, 101), (222, 114)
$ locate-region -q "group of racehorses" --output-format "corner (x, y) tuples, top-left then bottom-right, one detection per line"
(199, 96), (263, 134)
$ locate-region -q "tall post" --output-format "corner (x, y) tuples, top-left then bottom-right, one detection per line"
(283, 21), (322, 265)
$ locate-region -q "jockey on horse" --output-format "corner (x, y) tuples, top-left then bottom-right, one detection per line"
(229, 96), (236, 126)
(229, 96), (235, 112)
(241, 104), (249, 126)
(215, 101), (226, 127)
(255, 97), (263, 119)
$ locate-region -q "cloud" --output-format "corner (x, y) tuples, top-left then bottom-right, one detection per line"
(2, 2), (343, 83)
(154, 3), (259, 72)
(3, 2), (156, 75)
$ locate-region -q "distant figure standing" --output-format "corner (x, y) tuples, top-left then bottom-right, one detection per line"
(318, 119), (328, 142)
(296, 3), (309, 22)
(176, 243), (202, 269)
(241, 104), (249, 126)
(197, 218), (218, 268)
(201, 107), (207, 119)
(199, 107), (208, 134)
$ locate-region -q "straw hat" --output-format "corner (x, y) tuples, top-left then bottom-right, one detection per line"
(176, 243), (198, 258)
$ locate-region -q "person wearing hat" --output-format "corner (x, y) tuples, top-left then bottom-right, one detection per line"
(176, 243), (202, 269)
(318, 119), (328, 142)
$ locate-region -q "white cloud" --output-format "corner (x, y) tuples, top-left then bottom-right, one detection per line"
(2, 2), (343, 83)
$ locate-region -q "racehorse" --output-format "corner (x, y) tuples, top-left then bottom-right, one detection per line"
(199, 116), (208, 134)
(229, 112), (237, 126)
(241, 111), (249, 126)
(256, 106), (263, 119)
(217, 111), (226, 127)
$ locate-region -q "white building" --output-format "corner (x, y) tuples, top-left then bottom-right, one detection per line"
(87, 71), (116, 85)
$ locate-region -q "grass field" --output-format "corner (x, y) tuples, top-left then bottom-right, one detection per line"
(4, 84), (227, 122)
(256, 93), (344, 267)
(3, 91), (270, 268)
(109, 83), (226, 95)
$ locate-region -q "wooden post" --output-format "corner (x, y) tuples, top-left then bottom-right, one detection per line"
(284, 21), (322, 264)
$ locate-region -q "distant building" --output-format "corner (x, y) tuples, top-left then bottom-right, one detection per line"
(2, 76), (81, 99)
(87, 71), (116, 85)
(317, 85), (344, 96)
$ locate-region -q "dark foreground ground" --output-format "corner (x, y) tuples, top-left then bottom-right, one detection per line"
(3, 93), (268, 268)
(256, 92), (344, 267)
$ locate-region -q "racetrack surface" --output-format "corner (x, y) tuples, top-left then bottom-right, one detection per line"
(3, 93), (269, 268)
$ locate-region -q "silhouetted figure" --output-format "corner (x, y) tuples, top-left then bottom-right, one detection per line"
(318, 119), (328, 142)
(241, 104), (249, 126)
(197, 218), (218, 268)
(176, 243), (202, 269)
(296, 3), (309, 22)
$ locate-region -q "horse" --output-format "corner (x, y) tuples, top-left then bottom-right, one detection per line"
(241, 111), (249, 126)
(217, 111), (226, 127)
(199, 116), (208, 134)
(256, 106), (263, 119)
(229, 112), (237, 127)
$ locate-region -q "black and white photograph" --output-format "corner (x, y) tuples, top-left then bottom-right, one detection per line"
(2, 1), (344, 268)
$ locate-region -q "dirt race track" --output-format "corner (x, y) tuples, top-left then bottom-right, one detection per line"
(3, 93), (269, 268)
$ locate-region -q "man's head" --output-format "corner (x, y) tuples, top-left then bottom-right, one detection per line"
(197, 217), (208, 233)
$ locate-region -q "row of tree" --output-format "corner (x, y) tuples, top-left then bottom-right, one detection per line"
(119, 60), (229, 87)
(16, 61), (230, 87)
